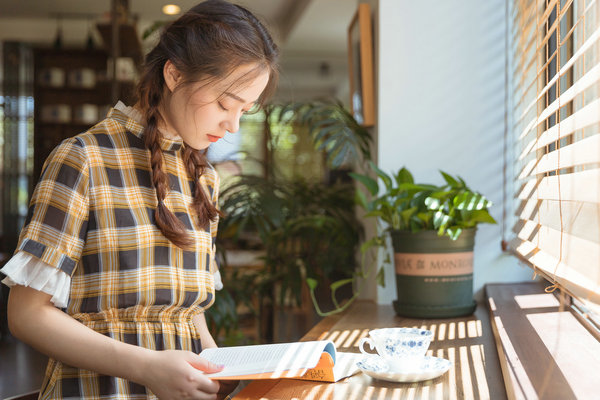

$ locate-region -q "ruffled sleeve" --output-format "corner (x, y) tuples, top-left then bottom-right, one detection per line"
(1, 251), (71, 308)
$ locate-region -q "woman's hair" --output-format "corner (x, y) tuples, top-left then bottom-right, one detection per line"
(136, 0), (279, 249)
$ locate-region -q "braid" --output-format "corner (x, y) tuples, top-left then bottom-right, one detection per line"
(182, 146), (221, 229)
(140, 67), (195, 249)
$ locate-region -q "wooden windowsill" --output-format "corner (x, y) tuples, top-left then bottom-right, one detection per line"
(486, 282), (600, 400)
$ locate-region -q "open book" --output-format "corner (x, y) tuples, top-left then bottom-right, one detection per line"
(199, 340), (361, 382)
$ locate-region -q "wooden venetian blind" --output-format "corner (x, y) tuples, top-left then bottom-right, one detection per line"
(509, 0), (600, 305)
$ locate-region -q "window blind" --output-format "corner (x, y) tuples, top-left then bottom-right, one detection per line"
(509, 0), (600, 305)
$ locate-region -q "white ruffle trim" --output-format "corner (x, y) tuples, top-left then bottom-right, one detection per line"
(114, 100), (144, 124)
(0, 251), (71, 308)
(213, 268), (223, 291)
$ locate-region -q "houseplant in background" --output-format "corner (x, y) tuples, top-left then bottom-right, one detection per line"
(208, 99), (372, 342)
(351, 163), (497, 318)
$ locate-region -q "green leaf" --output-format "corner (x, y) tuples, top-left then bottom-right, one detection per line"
(424, 197), (441, 210)
(440, 171), (460, 188)
(349, 172), (379, 196)
(355, 189), (369, 209)
(454, 192), (492, 210)
(368, 162), (393, 192)
(312, 124), (342, 145)
(376, 267), (385, 287)
(433, 211), (451, 230)
(360, 236), (385, 253)
(416, 212), (433, 226)
(468, 209), (498, 224)
(400, 207), (417, 227)
(446, 226), (463, 240)
(330, 278), (354, 292)
(399, 183), (438, 193)
(330, 145), (349, 168)
(306, 278), (318, 290)
(391, 212), (401, 230)
(395, 167), (414, 185)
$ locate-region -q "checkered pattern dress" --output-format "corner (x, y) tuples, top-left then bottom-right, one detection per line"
(15, 108), (219, 399)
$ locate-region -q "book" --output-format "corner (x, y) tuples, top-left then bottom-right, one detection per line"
(199, 340), (361, 382)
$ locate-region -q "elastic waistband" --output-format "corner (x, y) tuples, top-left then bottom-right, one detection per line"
(71, 305), (201, 324)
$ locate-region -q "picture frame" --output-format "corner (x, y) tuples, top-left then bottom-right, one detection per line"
(347, 3), (375, 127)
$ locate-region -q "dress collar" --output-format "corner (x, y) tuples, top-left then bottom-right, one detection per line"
(108, 102), (184, 152)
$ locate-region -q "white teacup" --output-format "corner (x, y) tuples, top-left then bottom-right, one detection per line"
(358, 327), (433, 371)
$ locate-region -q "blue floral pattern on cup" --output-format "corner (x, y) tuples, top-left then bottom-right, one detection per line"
(360, 327), (433, 359)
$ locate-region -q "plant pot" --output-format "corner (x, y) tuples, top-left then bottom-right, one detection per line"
(390, 229), (477, 318)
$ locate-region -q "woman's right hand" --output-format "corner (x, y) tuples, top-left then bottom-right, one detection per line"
(142, 349), (224, 400)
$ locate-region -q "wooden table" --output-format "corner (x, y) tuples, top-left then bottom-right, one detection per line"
(234, 300), (506, 399)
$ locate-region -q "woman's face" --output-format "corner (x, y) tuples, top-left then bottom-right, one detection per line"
(160, 62), (270, 150)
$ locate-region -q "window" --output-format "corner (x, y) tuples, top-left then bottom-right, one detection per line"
(509, 0), (600, 320)
(208, 106), (326, 185)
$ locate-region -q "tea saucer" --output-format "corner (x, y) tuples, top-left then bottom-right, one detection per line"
(356, 355), (451, 383)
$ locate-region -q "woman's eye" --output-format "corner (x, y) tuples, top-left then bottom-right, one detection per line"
(218, 102), (228, 111)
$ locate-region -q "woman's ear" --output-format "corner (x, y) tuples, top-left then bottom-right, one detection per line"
(163, 60), (182, 92)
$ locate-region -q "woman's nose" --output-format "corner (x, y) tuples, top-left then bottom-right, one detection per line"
(222, 113), (241, 134)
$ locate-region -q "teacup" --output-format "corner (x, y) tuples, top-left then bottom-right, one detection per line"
(358, 327), (433, 371)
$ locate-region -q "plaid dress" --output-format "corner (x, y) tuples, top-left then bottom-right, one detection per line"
(15, 107), (219, 399)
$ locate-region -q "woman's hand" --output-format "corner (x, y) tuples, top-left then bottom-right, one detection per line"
(142, 349), (224, 400)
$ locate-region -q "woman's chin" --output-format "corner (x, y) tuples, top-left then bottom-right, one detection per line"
(184, 139), (211, 151)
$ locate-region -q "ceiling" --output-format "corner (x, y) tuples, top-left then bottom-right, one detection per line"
(0, 0), (356, 54)
(0, 0), (358, 99)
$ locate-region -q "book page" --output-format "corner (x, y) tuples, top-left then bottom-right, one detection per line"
(332, 352), (362, 381)
(201, 340), (336, 379)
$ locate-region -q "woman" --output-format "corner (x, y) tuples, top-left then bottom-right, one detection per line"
(0, 1), (278, 398)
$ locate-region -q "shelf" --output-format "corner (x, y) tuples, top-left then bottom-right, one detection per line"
(33, 47), (113, 180)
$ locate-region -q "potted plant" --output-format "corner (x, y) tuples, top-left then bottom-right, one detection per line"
(351, 163), (497, 318)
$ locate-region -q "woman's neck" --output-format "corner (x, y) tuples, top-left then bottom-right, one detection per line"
(134, 102), (181, 140)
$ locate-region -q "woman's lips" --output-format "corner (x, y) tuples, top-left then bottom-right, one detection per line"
(207, 135), (221, 142)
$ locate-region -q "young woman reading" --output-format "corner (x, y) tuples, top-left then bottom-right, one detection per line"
(1, 1), (279, 398)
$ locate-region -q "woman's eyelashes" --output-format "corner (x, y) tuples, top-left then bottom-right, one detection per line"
(218, 101), (249, 115)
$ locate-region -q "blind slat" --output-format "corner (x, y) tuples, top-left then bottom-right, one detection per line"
(516, 12), (600, 125)
(517, 169), (600, 203)
(509, 237), (600, 304)
(514, 220), (598, 272)
(528, 133), (600, 174)
(538, 61), (600, 129)
(516, 198), (600, 243)
(532, 98), (600, 153)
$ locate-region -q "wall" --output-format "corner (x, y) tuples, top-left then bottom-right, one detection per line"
(375, 0), (532, 303)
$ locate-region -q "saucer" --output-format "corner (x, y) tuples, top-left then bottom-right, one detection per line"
(356, 355), (451, 383)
